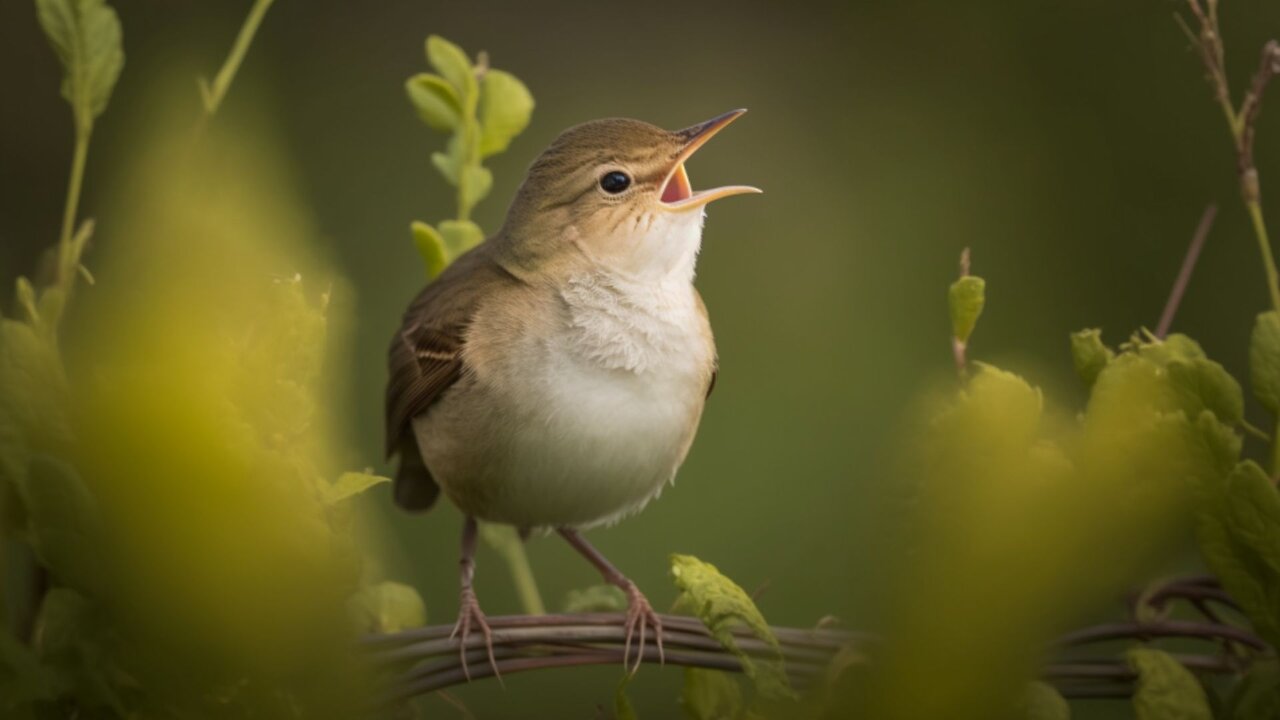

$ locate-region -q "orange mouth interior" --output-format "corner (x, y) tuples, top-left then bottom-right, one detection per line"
(660, 163), (692, 204)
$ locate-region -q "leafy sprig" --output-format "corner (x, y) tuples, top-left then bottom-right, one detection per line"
(405, 35), (534, 278)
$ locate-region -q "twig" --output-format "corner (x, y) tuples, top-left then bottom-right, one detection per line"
(361, 613), (865, 707)
(199, 0), (276, 116)
(952, 247), (972, 377)
(1156, 205), (1217, 338)
(1054, 619), (1267, 652)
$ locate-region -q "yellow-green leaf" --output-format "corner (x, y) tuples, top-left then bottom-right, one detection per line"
(562, 584), (627, 613)
(1019, 681), (1070, 720)
(1167, 357), (1243, 427)
(615, 674), (638, 720)
(478, 69), (534, 158)
(458, 165), (493, 216)
(425, 35), (475, 106)
(681, 668), (744, 720)
(438, 220), (485, 261)
(35, 0), (124, 127)
(349, 581), (426, 633)
(411, 221), (447, 279)
(670, 554), (794, 700)
(1069, 329), (1112, 388)
(1128, 648), (1212, 720)
(405, 73), (462, 132)
(1252, 311), (1280, 414)
(948, 275), (985, 344)
(324, 471), (389, 505)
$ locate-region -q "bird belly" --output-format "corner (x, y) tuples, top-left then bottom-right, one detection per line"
(414, 350), (706, 529)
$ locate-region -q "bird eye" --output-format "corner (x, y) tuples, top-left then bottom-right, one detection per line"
(599, 171), (631, 194)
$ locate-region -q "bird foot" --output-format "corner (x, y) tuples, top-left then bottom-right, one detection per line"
(621, 581), (664, 674)
(450, 586), (500, 683)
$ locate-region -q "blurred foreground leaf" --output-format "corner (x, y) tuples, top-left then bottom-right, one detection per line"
(1128, 648), (1212, 720)
(349, 581), (426, 633)
(35, 0), (124, 127)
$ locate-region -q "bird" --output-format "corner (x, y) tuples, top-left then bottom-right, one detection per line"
(385, 108), (759, 679)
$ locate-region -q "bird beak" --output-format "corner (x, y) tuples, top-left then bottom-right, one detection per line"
(659, 108), (762, 211)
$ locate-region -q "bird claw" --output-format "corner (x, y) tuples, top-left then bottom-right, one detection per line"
(450, 586), (500, 684)
(621, 582), (664, 674)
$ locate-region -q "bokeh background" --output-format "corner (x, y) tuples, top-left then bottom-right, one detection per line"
(4, 0), (1280, 716)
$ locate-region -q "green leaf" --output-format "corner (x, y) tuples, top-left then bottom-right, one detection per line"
(1167, 357), (1244, 426)
(615, 673), (638, 720)
(562, 584), (627, 613)
(429, 130), (467, 186)
(405, 73), (462, 132)
(1137, 332), (1205, 367)
(411, 221), (448, 279)
(35, 0), (124, 127)
(1251, 311), (1280, 414)
(1019, 681), (1070, 720)
(681, 668), (744, 720)
(324, 471), (390, 505)
(478, 69), (534, 158)
(1197, 460), (1280, 648)
(425, 35), (475, 106)
(670, 554), (794, 700)
(0, 632), (57, 714)
(1128, 648), (1212, 720)
(438, 220), (485, 260)
(21, 455), (101, 590)
(948, 275), (985, 344)
(349, 581), (426, 633)
(1070, 329), (1113, 387)
(1229, 658), (1280, 720)
(458, 165), (493, 216)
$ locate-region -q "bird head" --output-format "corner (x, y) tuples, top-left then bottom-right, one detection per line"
(500, 109), (759, 280)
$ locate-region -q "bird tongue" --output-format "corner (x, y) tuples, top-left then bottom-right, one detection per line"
(661, 163), (692, 203)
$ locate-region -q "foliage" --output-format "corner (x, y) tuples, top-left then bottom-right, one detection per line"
(405, 35), (534, 277)
(1128, 648), (1214, 720)
(671, 554), (794, 702)
(0, 1), (420, 717)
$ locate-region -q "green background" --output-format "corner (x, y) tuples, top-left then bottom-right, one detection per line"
(4, 0), (1280, 716)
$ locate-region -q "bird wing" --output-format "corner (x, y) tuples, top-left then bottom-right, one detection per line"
(384, 245), (520, 510)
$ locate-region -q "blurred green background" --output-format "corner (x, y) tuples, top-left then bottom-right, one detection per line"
(4, 0), (1280, 716)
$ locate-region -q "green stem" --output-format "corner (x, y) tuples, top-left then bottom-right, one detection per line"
(480, 524), (545, 615)
(57, 126), (90, 288)
(504, 542), (546, 616)
(201, 0), (275, 116)
(1248, 201), (1280, 313)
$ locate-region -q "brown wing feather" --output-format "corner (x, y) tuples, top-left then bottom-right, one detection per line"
(384, 245), (520, 510)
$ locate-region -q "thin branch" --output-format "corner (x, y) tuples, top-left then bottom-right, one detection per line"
(199, 0), (276, 116)
(1156, 205), (1217, 338)
(952, 247), (972, 378)
(362, 613), (865, 707)
(1054, 619), (1267, 652)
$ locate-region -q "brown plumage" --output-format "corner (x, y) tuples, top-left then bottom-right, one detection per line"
(383, 109), (757, 677)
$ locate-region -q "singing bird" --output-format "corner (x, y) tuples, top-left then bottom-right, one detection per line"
(385, 109), (759, 677)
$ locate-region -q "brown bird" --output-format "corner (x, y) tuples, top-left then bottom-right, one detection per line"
(385, 109), (758, 678)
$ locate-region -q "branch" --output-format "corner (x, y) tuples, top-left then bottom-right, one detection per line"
(361, 613), (866, 708)
(1156, 205), (1217, 339)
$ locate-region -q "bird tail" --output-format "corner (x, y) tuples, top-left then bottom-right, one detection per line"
(392, 436), (440, 512)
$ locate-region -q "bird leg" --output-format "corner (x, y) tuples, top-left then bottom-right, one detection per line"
(558, 528), (664, 674)
(450, 516), (500, 682)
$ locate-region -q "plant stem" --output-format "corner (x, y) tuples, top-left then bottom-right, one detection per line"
(1248, 200), (1280, 313)
(502, 540), (545, 616)
(201, 0), (276, 116)
(479, 524), (546, 615)
(56, 126), (90, 288)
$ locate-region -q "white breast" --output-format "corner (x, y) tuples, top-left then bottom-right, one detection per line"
(418, 270), (714, 530)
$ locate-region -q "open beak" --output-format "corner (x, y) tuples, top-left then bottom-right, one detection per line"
(659, 108), (762, 211)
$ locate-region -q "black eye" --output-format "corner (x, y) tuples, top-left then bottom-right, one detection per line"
(599, 171), (631, 194)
